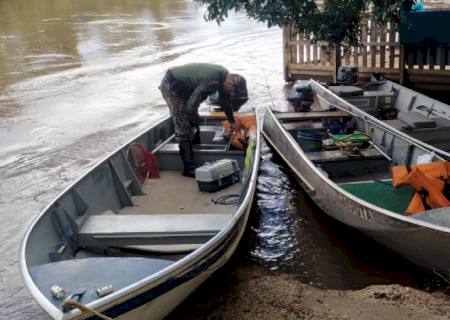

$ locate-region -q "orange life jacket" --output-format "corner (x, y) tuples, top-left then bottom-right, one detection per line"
(223, 115), (257, 150)
(392, 161), (450, 215)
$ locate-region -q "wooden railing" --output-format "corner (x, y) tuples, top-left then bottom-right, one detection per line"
(284, 15), (450, 90)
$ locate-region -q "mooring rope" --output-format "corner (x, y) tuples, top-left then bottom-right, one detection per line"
(62, 299), (113, 320)
(212, 194), (240, 205)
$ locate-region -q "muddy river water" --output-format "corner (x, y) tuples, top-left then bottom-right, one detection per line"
(0, 1), (445, 318)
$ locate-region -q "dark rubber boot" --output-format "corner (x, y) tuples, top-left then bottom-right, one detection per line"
(179, 141), (196, 178)
(192, 126), (201, 146)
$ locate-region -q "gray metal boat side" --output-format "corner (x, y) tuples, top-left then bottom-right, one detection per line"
(262, 106), (450, 270)
(326, 79), (450, 152)
(313, 80), (450, 159)
(19, 113), (261, 319)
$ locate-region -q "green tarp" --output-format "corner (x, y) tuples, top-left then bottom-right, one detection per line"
(339, 180), (415, 214)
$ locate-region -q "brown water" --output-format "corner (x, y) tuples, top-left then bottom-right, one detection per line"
(0, 1), (445, 319)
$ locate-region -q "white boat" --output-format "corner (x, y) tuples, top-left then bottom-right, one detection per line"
(20, 112), (260, 319)
(262, 81), (450, 270)
(327, 79), (450, 152)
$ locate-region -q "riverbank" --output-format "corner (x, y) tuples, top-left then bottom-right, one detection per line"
(169, 260), (450, 320)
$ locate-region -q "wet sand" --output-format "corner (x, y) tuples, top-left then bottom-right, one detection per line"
(171, 266), (450, 320)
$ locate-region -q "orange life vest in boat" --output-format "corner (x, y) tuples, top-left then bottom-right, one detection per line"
(392, 161), (450, 215)
(223, 115), (257, 150)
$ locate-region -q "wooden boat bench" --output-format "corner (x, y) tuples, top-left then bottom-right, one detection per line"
(78, 213), (232, 248)
(157, 143), (245, 171)
(307, 149), (385, 163)
(307, 149), (390, 179)
(276, 111), (351, 122)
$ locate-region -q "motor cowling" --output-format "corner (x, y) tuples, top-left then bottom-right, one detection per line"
(337, 64), (359, 85)
(288, 83), (314, 112)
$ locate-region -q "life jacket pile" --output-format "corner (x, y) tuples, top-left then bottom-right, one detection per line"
(392, 161), (450, 215)
(223, 115), (257, 150)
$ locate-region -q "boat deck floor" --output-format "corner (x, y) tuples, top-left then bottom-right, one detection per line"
(121, 170), (241, 215)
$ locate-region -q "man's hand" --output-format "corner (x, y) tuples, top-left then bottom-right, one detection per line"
(229, 122), (237, 135)
(223, 121), (237, 142)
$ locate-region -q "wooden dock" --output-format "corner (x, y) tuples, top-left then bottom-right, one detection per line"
(284, 15), (450, 91)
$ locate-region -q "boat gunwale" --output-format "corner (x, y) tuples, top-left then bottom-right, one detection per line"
(262, 106), (450, 235)
(19, 113), (261, 319)
(311, 79), (450, 160)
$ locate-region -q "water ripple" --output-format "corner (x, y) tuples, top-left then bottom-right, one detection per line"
(250, 139), (300, 271)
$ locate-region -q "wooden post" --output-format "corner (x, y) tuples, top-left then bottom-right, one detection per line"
(439, 45), (446, 71)
(333, 43), (341, 84)
(370, 21), (378, 68)
(361, 20), (368, 68)
(399, 45), (405, 84)
(389, 25), (396, 69)
(291, 25), (298, 65)
(283, 25), (290, 82)
(380, 28), (386, 69)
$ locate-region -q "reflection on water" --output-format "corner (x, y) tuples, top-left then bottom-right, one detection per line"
(251, 139), (300, 271)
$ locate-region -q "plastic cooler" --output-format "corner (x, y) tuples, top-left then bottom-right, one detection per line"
(195, 159), (240, 192)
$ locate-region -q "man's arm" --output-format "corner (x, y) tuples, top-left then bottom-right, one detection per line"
(186, 80), (220, 123)
(222, 101), (235, 125)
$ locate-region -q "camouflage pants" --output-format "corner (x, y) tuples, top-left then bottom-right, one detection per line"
(159, 72), (199, 142)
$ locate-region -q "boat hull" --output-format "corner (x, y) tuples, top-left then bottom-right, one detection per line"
(263, 108), (450, 270)
(20, 114), (260, 320)
(88, 209), (252, 320)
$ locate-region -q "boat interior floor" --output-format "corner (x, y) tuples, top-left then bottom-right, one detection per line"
(120, 170), (242, 215)
(74, 170), (241, 254)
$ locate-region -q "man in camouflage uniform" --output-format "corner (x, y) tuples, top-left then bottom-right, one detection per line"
(159, 63), (248, 177)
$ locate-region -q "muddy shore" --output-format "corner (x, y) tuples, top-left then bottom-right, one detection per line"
(169, 254), (450, 320)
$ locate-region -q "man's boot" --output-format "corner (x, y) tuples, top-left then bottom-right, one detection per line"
(192, 126), (201, 146)
(179, 141), (196, 178)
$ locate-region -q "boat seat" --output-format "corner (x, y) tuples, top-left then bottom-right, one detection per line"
(276, 111), (350, 121)
(29, 257), (173, 308)
(384, 119), (412, 131)
(78, 213), (232, 248)
(159, 143), (228, 153)
(156, 144), (245, 171)
(307, 149), (384, 163)
(308, 149), (390, 179)
(397, 112), (436, 129)
(329, 85), (364, 97)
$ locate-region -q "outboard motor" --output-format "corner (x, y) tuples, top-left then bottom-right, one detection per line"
(288, 82), (314, 112)
(337, 64), (359, 85)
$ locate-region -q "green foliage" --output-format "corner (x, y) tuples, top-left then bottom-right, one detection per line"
(194, 0), (414, 47)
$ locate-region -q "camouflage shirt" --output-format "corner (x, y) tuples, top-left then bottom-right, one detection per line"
(167, 63), (235, 123)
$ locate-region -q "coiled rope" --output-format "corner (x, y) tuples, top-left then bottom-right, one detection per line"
(212, 194), (240, 205)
